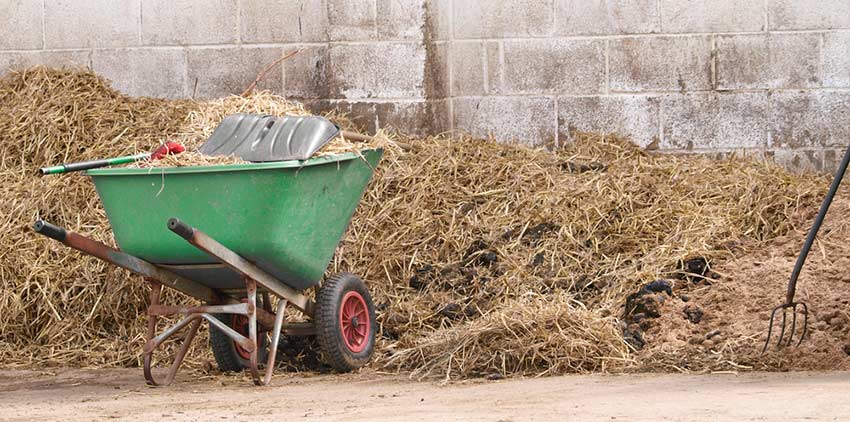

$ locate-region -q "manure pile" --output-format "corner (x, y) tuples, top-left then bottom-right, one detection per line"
(0, 67), (840, 378)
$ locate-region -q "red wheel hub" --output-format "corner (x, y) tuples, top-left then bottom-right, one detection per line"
(339, 291), (370, 353)
(231, 314), (252, 360)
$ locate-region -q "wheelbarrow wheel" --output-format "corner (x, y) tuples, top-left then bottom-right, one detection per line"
(315, 272), (376, 372)
(209, 313), (269, 372)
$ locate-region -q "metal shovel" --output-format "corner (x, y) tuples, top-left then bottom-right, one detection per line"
(199, 114), (342, 162)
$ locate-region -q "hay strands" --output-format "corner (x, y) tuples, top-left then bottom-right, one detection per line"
(0, 66), (827, 379)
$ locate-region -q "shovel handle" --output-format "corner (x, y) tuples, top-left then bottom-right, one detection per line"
(39, 153), (150, 175)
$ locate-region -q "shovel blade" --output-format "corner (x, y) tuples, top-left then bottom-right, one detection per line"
(200, 114), (340, 162)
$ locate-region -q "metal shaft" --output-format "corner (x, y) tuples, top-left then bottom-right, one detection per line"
(33, 219), (218, 303)
(785, 143), (850, 303)
(167, 217), (315, 316)
(39, 153), (150, 175)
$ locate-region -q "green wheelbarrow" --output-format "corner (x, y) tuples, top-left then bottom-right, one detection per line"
(33, 148), (383, 386)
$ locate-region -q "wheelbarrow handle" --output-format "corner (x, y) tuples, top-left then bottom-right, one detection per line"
(33, 219), (67, 241)
(33, 219), (220, 303)
(167, 217), (194, 240)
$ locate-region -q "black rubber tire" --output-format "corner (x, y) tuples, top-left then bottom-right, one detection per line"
(209, 313), (269, 372)
(315, 273), (376, 372)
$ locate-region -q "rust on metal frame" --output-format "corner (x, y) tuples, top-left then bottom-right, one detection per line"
(34, 219), (309, 386)
(142, 282), (204, 386)
(33, 219), (219, 303)
(148, 302), (249, 317)
(167, 217), (315, 316)
(141, 277), (293, 386)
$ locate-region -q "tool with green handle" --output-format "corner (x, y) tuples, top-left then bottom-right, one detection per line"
(39, 141), (185, 175)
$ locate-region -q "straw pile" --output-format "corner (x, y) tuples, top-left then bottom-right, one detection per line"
(333, 133), (824, 378)
(0, 66), (828, 377)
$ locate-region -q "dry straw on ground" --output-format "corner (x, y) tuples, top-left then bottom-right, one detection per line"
(0, 67), (828, 377)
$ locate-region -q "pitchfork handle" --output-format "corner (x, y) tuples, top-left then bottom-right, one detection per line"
(786, 143), (850, 303)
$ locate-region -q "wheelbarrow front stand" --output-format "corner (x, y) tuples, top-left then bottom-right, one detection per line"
(34, 218), (315, 386)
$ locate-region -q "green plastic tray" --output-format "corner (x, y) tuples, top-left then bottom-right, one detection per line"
(88, 149), (383, 291)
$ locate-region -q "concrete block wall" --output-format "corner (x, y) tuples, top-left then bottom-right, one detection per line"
(429, 0), (850, 172)
(0, 0), (438, 134)
(1, 0), (849, 171)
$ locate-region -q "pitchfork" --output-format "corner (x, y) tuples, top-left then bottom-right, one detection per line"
(763, 143), (850, 353)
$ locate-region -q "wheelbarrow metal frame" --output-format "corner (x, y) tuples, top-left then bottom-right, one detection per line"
(33, 218), (316, 386)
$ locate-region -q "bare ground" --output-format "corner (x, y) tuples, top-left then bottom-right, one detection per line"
(1, 368), (848, 421)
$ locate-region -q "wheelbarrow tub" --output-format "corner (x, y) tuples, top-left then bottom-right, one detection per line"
(87, 149), (382, 291)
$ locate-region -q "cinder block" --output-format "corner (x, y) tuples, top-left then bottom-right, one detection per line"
(423, 41), (449, 99)
(305, 99), (380, 133)
(377, 0), (424, 40)
(376, 99), (449, 135)
(327, 43), (425, 99)
(92, 48), (187, 99)
(660, 0), (764, 33)
(426, 98), (450, 134)
(661, 93), (768, 150)
(141, 0), (237, 45)
(240, 0), (328, 43)
(44, 0), (139, 48)
(328, 0), (376, 41)
(558, 96), (660, 148)
(555, 0), (659, 35)
(0, 0), (43, 50)
(453, 96), (555, 145)
(670, 150), (733, 161)
(283, 45), (329, 99)
(453, 0), (554, 38)
(500, 39), (605, 95)
(823, 32), (850, 88)
(824, 149), (845, 174)
(187, 47), (283, 99)
(306, 99), (446, 135)
(609, 36), (712, 92)
(717, 33), (820, 90)
(484, 42), (501, 94)
(771, 91), (850, 149)
(450, 41), (494, 96)
(770, 0), (850, 30)
(424, 0), (451, 41)
(739, 149), (772, 163)
(0, 50), (90, 73)
(772, 149), (823, 173)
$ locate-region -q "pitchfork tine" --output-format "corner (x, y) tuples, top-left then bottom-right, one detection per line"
(797, 303), (809, 347)
(776, 308), (787, 347)
(762, 306), (778, 354)
(786, 306), (797, 346)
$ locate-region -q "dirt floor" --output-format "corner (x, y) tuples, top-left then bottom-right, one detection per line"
(0, 369), (848, 421)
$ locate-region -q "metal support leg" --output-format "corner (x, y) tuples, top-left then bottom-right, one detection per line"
(264, 299), (287, 385)
(246, 278), (262, 385)
(242, 278), (287, 385)
(146, 281), (162, 349)
(141, 278), (275, 386)
(143, 282), (203, 386)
